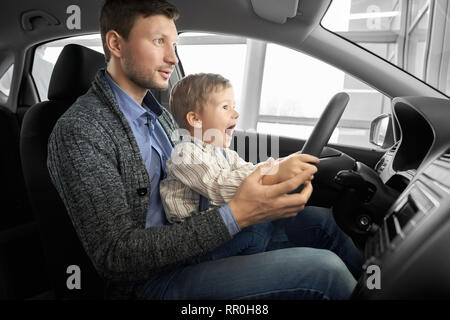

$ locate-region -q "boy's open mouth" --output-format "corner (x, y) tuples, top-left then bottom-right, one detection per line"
(225, 124), (236, 135)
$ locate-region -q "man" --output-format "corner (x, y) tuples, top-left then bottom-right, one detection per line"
(47, 0), (362, 299)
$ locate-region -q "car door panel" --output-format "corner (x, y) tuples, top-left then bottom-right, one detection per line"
(232, 129), (384, 168)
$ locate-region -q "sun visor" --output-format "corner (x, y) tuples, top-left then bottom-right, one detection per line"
(251, 0), (299, 24)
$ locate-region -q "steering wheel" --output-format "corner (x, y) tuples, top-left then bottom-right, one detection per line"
(290, 92), (349, 195)
(300, 92), (350, 157)
(298, 92), (399, 246)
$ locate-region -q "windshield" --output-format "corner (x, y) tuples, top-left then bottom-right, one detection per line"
(322, 0), (450, 97)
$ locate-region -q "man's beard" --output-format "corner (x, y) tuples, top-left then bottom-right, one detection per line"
(123, 56), (166, 90)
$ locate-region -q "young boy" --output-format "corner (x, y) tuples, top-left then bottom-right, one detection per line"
(160, 73), (318, 262)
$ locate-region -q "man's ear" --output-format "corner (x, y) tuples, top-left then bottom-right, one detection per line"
(186, 111), (202, 128)
(105, 30), (123, 59)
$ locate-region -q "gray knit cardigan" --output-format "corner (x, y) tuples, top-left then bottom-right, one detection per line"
(47, 70), (232, 298)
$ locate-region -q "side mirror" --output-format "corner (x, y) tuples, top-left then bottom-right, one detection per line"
(370, 114), (395, 149)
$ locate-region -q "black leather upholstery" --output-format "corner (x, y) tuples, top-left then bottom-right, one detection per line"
(0, 104), (50, 299)
(48, 44), (106, 101)
(0, 105), (32, 230)
(20, 44), (106, 299)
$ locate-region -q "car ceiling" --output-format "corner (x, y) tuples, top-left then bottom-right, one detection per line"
(1, 0), (445, 102)
(0, 0), (331, 51)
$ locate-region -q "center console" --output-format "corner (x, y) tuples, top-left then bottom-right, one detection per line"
(354, 150), (450, 299)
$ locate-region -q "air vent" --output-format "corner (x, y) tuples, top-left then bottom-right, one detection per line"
(385, 213), (403, 244)
(423, 151), (450, 189)
(437, 152), (450, 166)
(383, 182), (438, 249)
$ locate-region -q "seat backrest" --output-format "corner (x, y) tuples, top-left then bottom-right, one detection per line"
(20, 44), (106, 299)
(0, 105), (33, 230)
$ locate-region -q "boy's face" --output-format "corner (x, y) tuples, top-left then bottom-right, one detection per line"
(199, 87), (239, 148)
(120, 14), (179, 89)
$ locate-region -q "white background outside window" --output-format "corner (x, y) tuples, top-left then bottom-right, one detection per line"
(0, 64), (14, 97)
(178, 32), (389, 149)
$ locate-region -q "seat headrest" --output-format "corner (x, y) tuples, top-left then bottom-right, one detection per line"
(48, 44), (106, 101)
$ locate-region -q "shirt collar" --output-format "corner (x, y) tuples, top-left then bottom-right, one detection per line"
(104, 70), (163, 123)
(188, 134), (227, 156)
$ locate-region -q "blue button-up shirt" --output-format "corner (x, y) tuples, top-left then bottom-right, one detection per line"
(105, 71), (239, 235)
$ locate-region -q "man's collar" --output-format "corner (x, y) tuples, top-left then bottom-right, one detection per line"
(142, 91), (163, 117)
(104, 70), (163, 122)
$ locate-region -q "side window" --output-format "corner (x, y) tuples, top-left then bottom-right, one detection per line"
(447, 62), (450, 95)
(177, 33), (247, 107)
(405, 0), (431, 79)
(176, 32), (390, 149)
(322, 0), (444, 92)
(0, 64), (14, 98)
(31, 34), (103, 101)
(258, 43), (390, 148)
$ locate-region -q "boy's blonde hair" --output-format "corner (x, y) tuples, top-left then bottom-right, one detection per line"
(169, 73), (232, 129)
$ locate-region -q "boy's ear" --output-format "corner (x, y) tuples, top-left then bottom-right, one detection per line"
(186, 111), (202, 128)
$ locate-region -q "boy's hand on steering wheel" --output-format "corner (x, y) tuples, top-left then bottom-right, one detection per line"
(261, 153), (319, 185)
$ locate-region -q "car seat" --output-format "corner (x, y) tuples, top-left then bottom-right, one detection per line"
(20, 44), (106, 299)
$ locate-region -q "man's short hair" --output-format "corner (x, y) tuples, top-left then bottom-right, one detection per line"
(100, 0), (179, 62)
(170, 73), (232, 130)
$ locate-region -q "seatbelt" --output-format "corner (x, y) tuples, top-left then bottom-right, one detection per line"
(198, 149), (227, 211)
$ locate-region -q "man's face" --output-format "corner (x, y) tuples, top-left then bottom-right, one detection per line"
(120, 14), (178, 89)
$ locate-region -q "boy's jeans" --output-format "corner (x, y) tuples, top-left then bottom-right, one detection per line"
(192, 222), (274, 263)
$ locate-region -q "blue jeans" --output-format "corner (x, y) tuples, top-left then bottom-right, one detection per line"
(135, 206), (363, 300)
(192, 222), (274, 263)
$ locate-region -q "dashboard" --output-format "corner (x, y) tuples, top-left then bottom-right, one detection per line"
(375, 95), (438, 189)
(354, 96), (450, 299)
(375, 141), (415, 192)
